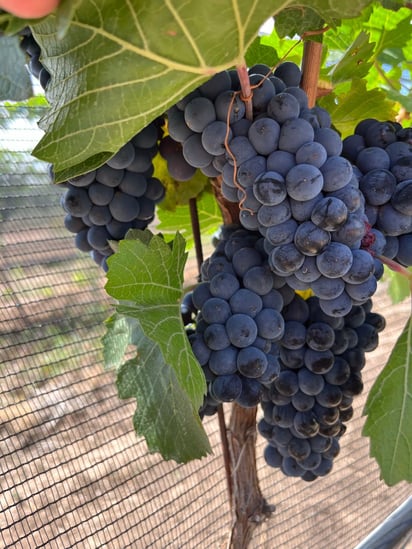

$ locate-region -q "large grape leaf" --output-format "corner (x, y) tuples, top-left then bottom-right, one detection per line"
(274, 8), (324, 40)
(27, 0), (375, 182)
(363, 315), (412, 485)
(104, 313), (211, 462)
(105, 229), (205, 411)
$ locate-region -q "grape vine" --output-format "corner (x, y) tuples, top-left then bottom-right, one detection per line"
(1, 1), (411, 546)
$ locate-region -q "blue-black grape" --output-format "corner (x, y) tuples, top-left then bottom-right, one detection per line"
(285, 164), (323, 201)
(237, 346), (268, 378)
(279, 118), (315, 154)
(229, 289), (263, 317)
(294, 221), (330, 256)
(63, 186), (92, 217)
(184, 96), (216, 132)
(248, 118), (280, 155)
(267, 92), (300, 124)
(253, 171), (286, 206)
(295, 141), (327, 168)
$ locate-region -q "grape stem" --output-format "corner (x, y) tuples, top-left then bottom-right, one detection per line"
(236, 63), (253, 121)
(376, 254), (412, 282)
(301, 40), (323, 108)
(226, 404), (274, 549)
(189, 197), (204, 276)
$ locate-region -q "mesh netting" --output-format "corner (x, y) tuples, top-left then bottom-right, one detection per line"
(0, 103), (411, 549)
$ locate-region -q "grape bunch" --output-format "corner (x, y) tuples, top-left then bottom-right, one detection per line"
(164, 62), (385, 317)
(342, 119), (412, 267)
(58, 123), (165, 270)
(184, 226), (286, 416)
(19, 30), (166, 270)
(258, 293), (385, 481)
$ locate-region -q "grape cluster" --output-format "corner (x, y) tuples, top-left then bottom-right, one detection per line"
(165, 62), (383, 317)
(58, 123), (165, 269)
(20, 30), (166, 270)
(184, 226), (286, 416)
(342, 119), (412, 267)
(258, 293), (385, 481)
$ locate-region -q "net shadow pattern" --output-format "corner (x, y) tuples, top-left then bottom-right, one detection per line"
(0, 104), (411, 549)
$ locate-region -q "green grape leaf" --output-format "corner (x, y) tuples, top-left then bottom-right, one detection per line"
(363, 315), (412, 485)
(157, 189), (222, 249)
(318, 79), (397, 138)
(384, 267), (412, 305)
(245, 37), (280, 69)
(260, 30), (303, 68)
(114, 317), (211, 462)
(105, 229), (206, 411)
(330, 31), (375, 84)
(28, 0), (376, 181)
(0, 36), (33, 100)
(275, 8), (325, 40)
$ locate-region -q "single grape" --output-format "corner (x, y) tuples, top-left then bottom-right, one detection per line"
(279, 118), (315, 154)
(183, 133), (214, 168)
(68, 170), (96, 187)
(255, 308), (285, 340)
(295, 141), (327, 168)
(314, 128), (343, 157)
(316, 242), (353, 278)
(237, 346), (268, 378)
(311, 197), (348, 231)
(229, 289), (263, 318)
(184, 96), (216, 132)
(203, 323), (231, 351)
(248, 118), (280, 155)
(294, 221), (331, 256)
(109, 191), (140, 222)
(225, 314), (258, 348)
(285, 164), (323, 201)
(107, 142), (135, 169)
(201, 120), (232, 155)
(267, 150), (296, 176)
(62, 186), (92, 217)
(253, 171), (286, 206)
(211, 374), (242, 402)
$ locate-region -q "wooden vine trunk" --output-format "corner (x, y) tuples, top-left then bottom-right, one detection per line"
(211, 39), (323, 548)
